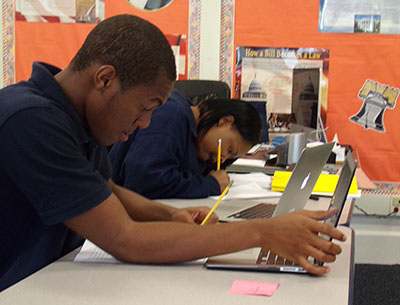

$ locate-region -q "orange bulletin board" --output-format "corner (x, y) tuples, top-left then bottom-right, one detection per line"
(15, 0), (189, 82)
(14, 0), (400, 182)
(234, 0), (400, 182)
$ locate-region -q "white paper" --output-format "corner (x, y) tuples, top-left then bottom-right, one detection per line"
(74, 240), (120, 263)
(229, 172), (272, 186)
(210, 172), (282, 200)
(219, 182), (282, 200)
(74, 240), (207, 265)
(231, 158), (266, 168)
(16, 0), (104, 23)
(18, 0), (75, 17)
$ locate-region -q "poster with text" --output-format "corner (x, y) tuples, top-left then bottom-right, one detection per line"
(235, 46), (329, 137)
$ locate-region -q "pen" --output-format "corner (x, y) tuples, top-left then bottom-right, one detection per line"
(201, 181), (233, 226)
(217, 138), (222, 171)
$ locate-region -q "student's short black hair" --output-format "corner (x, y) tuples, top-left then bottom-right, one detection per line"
(70, 14), (176, 91)
(196, 98), (262, 145)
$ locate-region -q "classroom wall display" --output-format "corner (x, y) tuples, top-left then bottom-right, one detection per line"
(187, 0), (200, 79)
(219, 0), (235, 86)
(319, 0), (400, 34)
(235, 46), (329, 135)
(166, 33), (187, 80)
(349, 80), (398, 133)
(233, 0), (400, 182)
(13, 0), (400, 182)
(15, 0), (189, 82)
(187, 0), (234, 82)
(15, 0), (105, 23)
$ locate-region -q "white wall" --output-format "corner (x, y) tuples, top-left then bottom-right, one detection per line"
(198, 0), (221, 80)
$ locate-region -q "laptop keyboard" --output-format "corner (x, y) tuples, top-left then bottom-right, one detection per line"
(257, 249), (296, 266)
(226, 203), (314, 269)
(227, 203), (276, 220)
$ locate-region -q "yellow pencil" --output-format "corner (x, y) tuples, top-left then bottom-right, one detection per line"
(201, 181), (233, 226)
(217, 138), (222, 171)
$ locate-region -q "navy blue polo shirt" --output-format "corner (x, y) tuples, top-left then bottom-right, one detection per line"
(0, 62), (112, 291)
(109, 89), (220, 199)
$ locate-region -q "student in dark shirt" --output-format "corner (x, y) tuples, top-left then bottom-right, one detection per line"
(109, 89), (262, 199)
(0, 14), (345, 291)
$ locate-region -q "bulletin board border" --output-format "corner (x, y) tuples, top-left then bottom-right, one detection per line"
(188, 0), (201, 79)
(219, 0), (234, 88)
(1, 0), (14, 87)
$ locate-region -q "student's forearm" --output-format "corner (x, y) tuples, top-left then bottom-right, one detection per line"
(65, 193), (345, 275)
(66, 193), (259, 263)
(110, 181), (178, 221)
(113, 212), (345, 269)
(113, 220), (262, 263)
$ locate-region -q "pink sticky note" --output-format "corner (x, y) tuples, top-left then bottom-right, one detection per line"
(228, 280), (279, 297)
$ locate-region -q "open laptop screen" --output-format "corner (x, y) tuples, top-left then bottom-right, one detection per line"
(324, 152), (356, 228)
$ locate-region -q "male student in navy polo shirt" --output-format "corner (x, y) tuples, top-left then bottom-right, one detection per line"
(0, 14), (346, 291)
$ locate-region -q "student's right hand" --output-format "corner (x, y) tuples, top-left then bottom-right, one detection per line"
(171, 206), (219, 225)
(208, 170), (230, 193)
(256, 209), (346, 275)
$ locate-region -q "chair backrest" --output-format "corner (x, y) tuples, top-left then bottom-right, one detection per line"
(174, 80), (269, 142)
(174, 80), (231, 104)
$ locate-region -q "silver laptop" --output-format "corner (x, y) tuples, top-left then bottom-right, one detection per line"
(205, 151), (356, 274)
(322, 152), (357, 231)
(219, 142), (335, 222)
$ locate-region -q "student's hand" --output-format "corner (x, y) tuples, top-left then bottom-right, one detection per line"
(208, 170), (230, 193)
(171, 206), (219, 225)
(260, 209), (346, 275)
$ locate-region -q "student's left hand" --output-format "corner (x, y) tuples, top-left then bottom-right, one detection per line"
(171, 206), (219, 225)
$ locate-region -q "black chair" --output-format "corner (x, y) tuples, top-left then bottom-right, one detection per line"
(174, 80), (269, 142)
(174, 80), (231, 104)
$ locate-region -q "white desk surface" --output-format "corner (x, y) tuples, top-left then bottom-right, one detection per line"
(0, 198), (354, 305)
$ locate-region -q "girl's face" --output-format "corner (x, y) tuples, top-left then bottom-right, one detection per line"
(196, 116), (253, 164)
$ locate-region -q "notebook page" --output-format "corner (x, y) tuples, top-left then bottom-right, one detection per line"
(74, 240), (207, 265)
(74, 240), (120, 263)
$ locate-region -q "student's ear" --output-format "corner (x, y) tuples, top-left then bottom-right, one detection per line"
(93, 65), (118, 92)
(218, 115), (235, 127)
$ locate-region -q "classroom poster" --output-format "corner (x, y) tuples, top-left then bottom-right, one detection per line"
(319, 0), (400, 34)
(235, 46), (329, 134)
(165, 34), (187, 80)
(349, 79), (398, 133)
(15, 0), (105, 23)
